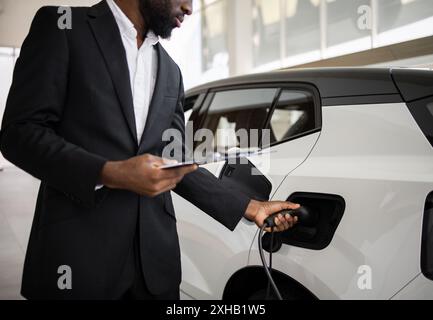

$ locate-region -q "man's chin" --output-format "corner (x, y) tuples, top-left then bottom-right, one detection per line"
(155, 27), (175, 40)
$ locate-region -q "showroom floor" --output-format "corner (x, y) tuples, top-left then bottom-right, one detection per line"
(0, 166), (38, 300)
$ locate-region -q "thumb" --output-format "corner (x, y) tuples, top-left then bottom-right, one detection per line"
(144, 155), (167, 167)
(162, 158), (179, 165)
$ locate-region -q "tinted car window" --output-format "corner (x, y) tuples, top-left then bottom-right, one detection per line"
(267, 90), (317, 145)
(184, 95), (200, 112)
(199, 88), (278, 153)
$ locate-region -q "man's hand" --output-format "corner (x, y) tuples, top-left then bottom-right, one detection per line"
(245, 200), (300, 232)
(100, 154), (198, 197)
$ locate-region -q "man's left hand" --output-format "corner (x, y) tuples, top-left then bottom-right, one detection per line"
(245, 200), (300, 232)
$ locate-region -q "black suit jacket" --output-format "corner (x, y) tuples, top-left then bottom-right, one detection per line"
(0, 1), (250, 300)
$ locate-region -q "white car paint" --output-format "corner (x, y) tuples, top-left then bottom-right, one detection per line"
(251, 103), (433, 300)
(173, 132), (320, 299)
(391, 274), (433, 300)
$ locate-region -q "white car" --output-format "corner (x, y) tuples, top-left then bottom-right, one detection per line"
(173, 68), (433, 300)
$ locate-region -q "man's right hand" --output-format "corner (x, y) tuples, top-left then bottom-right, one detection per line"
(100, 154), (198, 197)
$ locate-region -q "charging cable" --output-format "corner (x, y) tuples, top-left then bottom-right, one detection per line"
(258, 207), (311, 300)
(259, 216), (283, 300)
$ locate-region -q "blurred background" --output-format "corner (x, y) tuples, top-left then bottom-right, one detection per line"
(2, 0), (433, 128)
(0, 0), (433, 299)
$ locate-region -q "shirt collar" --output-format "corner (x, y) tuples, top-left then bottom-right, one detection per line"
(106, 0), (160, 46)
(145, 31), (159, 46)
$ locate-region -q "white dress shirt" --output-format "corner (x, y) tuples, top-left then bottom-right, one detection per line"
(107, 0), (159, 144)
(97, 1), (159, 190)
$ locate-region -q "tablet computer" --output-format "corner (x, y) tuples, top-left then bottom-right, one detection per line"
(159, 149), (274, 170)
(159, 160), (199, 170)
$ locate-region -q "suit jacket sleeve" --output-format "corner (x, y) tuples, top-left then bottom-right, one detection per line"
(0, 7), (107, 206)
(171, 71), (251, 231)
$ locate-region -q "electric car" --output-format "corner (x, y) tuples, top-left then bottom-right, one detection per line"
(171, 68), (433, 300)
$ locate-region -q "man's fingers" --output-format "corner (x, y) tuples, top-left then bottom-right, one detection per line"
(148, 164), (198, 196)
(130, 154), (196, 197)
(162, 158), (179, 165)
(178, 164), (199, 176)
(159, 177), (184, 192)
(158, 164), (198, 179)
(262, 213), (298, 232)
(278, 214), (290, 230)
(165, 165), (197, 180)
(146, 155), (167, 166)
(274, 215), (285, 232)
(266, 201), (300, 214)
(264, 216), (280, 232)
(282, 201), (301, 210)
(285, 214), (296, 228)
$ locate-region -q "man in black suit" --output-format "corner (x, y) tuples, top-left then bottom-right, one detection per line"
(0, 0), (298, 300)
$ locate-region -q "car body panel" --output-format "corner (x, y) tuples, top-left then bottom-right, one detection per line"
(174, 191), (258, 299)
(256, 103), (433, 299)
(174, 132), (321, 299)
(391, 274), (433, 300)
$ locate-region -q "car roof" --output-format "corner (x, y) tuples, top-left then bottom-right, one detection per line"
(186, 67), (433, 102)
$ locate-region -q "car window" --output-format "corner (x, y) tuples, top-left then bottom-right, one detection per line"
(199, 88), (278, 153)
(267, 90), (317, 145)
(186, 93), (207, 129)
(184, 95), (199, 112)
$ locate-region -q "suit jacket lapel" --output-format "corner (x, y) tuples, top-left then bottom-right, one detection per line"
(138, 43), (169, 151)
(87, 1), (138, 145)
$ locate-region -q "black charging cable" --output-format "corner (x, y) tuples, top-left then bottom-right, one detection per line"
(259, 218), (283, 300)
(258, 207), (311, 301)
(265, 229), (274, 299)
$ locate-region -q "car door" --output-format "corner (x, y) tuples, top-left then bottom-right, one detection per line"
(173, 84), (322, 299)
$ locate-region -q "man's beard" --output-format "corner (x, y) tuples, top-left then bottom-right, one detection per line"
(139, 0), (175, 39)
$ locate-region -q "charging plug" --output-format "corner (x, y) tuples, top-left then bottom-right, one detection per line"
(264, 206), (311, 228)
